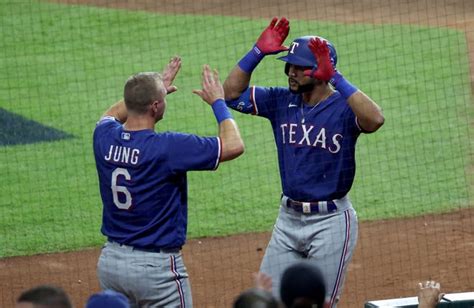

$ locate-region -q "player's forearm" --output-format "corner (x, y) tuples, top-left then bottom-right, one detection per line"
(330, 71), (384, 132)
(346, 91), (384, 133)
(210, 99), (244, 161)
(224, 43), (265, 101)
(103, 100), (128, 123)
(223, 65), (252, 101)
(218, 119), (245, 162)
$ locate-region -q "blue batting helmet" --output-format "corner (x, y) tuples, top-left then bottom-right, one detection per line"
(278, 36), (337, 75)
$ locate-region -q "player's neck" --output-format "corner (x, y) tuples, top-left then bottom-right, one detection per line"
(123, 115), (156, 131)
(303, 84), (333, 106)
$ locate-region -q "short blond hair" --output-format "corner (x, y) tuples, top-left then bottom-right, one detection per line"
(124, 72), (165, 114)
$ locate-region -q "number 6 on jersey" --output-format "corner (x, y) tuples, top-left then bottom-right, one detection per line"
(111, 167), (132, 210)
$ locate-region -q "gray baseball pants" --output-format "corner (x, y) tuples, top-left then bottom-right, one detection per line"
(259, 195), (358, 308)
(97, 241), (192, 308)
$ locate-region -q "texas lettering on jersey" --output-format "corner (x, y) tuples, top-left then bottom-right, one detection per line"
(226, 86), (361, 201)
(279, 123), (342, 153)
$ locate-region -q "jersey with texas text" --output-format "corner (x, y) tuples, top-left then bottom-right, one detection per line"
(227, 86), (361, 201)
(93, 116), (221, 249)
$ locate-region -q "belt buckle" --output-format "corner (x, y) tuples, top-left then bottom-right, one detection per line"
(302, 202), (311, 214)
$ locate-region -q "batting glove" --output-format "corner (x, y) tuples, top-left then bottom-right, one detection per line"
(238, 17), (289, 73)
(255, 17), (290, 55)
(305, 37), (358, 99)
(304, 37), (335, 81)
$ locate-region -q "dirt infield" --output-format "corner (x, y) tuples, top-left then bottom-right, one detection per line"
(2, 209), (474, 307)
(2, 0), (473, 307)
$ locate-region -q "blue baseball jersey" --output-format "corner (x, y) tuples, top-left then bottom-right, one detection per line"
(227, 86), (361, 201)
(93, 116), (221, 249)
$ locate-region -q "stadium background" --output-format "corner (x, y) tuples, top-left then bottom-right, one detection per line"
(0, 0), (473, 307)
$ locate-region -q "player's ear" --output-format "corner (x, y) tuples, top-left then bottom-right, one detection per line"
(151, 100), (161, 111)
(151, 99), (166, 119)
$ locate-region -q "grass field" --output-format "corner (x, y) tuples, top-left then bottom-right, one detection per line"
(0, 0), (472, 257)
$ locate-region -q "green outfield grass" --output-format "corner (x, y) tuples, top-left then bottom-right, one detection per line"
(0, 0), (472, 257)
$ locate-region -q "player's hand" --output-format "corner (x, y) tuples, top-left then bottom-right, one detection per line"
(253, 272), (272, 292)
(417, 280), (443, 308)
(304, 37), (336, 82)
(255, 17), (290, 55)
(162, 56), (182, 94)
(192, 64), (225, 106)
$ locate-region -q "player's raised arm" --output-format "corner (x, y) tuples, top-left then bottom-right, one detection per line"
(305, 37), (384, 133)
(193, 65), (245, 162)
(223, 17), (289, 101)
(102, 100), (127, 123)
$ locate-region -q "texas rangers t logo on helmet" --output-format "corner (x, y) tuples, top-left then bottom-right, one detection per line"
(289, 42), (300, 54)
(278, 36), (338, 69)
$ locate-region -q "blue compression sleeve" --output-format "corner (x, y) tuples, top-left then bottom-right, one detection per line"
(212, 99), (233, 123)
(238, 45), (265, 73)
(330, 71), (358, 99)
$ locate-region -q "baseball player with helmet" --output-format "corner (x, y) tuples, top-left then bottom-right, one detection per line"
(223, 17), (384, 307)
(93, 57), (244, 307)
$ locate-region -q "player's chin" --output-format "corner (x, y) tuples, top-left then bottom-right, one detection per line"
(289, 85), (299, 93)
(288, 80), (299, 91)
(289, 80), (317, 94)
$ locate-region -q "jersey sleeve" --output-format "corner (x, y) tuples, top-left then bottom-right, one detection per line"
(166, 133), (221, 173)
(225, 86), (281, 119)
(342, 104), (363, 136)
(94, 116), (121, 138)
(96, 115), (119, 126)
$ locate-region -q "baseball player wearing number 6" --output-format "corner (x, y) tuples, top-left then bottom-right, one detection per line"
(223, 17), (384, 307)
(93, 58), (244, 308)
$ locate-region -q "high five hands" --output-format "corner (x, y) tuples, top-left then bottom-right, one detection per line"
(304, 37), (336, 82)
(192, 64), (225, 105)
(255, 17), (290, 55)
(162, 56), (182, 94)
